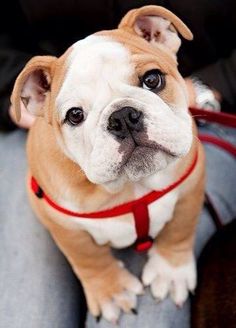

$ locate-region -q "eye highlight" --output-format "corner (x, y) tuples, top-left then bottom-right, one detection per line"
(65, 107), (84, 126)
(141, 69), (165, 91)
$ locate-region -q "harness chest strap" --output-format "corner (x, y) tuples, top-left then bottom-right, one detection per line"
(31, 150), (198, 252)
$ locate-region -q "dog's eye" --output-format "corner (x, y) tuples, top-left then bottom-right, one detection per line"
(65, 107), (84, 126)
(141, 69), (165, 91)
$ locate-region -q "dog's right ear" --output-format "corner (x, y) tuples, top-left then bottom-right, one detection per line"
(11, 56), (57, 122)
(118, 5), (193, 55)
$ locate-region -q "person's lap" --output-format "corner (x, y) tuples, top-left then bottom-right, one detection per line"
(0, 124), (235, 328)
(0, 131), (86, 328)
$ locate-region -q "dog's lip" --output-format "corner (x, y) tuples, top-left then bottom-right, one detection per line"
(120, 142), (177, 169)
(131, 134), (178, 158)
(152, 143), (177, 157)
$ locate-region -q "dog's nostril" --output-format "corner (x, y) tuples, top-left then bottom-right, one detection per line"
(128, 110), (142, 124)
(108, 117), (122, 132)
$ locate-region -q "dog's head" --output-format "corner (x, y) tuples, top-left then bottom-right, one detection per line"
(11, 6), (193, 191)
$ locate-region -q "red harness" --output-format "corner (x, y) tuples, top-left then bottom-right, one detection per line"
(31, 107), (236, 252)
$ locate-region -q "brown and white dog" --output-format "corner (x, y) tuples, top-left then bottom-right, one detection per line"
(11, 5), (205, 323)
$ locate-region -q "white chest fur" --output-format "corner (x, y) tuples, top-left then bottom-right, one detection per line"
(54, 188), (178, 249)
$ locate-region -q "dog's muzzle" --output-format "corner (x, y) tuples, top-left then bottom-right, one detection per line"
(107, 106), (143, 140)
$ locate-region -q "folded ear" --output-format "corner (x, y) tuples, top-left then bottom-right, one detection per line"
(118, 5), (193, 54)
(11, 56), (56, 122)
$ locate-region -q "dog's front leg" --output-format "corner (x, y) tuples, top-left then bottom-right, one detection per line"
(45, 222), (143, 323)
(142, 175), (204, 306)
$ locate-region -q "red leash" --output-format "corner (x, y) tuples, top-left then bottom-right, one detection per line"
(190, 107), (236, 128)
(31, 107), (236, 251)
(198, 134), (236, 157)
(190, 107), (236, 230)
(189, 107), (236, 156)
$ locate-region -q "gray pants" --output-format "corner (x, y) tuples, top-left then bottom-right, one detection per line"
(1, 124), (236, 328)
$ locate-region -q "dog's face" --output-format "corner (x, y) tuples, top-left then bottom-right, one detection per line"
(11, 6), (193, 190)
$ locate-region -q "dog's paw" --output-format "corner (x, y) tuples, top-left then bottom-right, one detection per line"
(142, 249), (196, 306)
(83, 261), (143, 324)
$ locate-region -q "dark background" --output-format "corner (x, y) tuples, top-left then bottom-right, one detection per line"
(0, 0), (236, 129)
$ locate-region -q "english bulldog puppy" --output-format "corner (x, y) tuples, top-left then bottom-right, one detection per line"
(11, 5), (205, 323)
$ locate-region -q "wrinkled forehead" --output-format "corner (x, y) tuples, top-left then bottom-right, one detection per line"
(55, 35), (133, 108)
(55, 31), (182, 107)
(65, 35), (133, 82)
(64, 30), (179, 75)
(97, 29), (178, 72)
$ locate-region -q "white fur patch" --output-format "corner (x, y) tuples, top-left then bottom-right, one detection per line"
(74, 192), (177, 248)
(101, 286), (141, 323)
(142, 250), (196, 305)
(82, 260), (143, 323)
(49, 177), (178, 249)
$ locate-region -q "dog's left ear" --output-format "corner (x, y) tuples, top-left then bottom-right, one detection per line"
(118, 5), (193, 54)
(11, 56), (57, 122)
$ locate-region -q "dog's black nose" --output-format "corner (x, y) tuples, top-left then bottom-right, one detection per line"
(107, 107), (143, 139)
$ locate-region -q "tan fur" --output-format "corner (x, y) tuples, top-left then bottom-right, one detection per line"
(97, 28), (188, 100)
(118, 5), (193, 41)
(10, 56), (56, 122)
(156, 141), (205, 266)
(11, 5), (205, 319)
(97, 29), (178, 71)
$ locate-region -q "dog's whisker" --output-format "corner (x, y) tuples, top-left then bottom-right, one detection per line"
(191, 114), (208, 118)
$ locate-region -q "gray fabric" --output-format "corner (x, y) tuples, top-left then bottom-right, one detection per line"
(0, 124), (235, 328)
(0, 131), (85, 328)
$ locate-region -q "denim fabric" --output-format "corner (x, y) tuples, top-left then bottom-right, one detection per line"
(0, 131), (86, 328)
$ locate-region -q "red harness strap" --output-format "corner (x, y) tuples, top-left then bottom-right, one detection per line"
(31, 150), (198, 252)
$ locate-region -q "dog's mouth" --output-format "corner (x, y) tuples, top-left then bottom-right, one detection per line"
(118, 141), (177, 181)
(118, 130), (177, 161)
(124, 144), (176, 164)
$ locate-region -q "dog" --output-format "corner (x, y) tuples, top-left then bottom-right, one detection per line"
(11, 5), (205, 323)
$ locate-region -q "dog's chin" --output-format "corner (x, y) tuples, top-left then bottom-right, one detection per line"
(85, 146), (178, 193)
(100, 146), (177, 193)
(123, 146), (175, 182)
